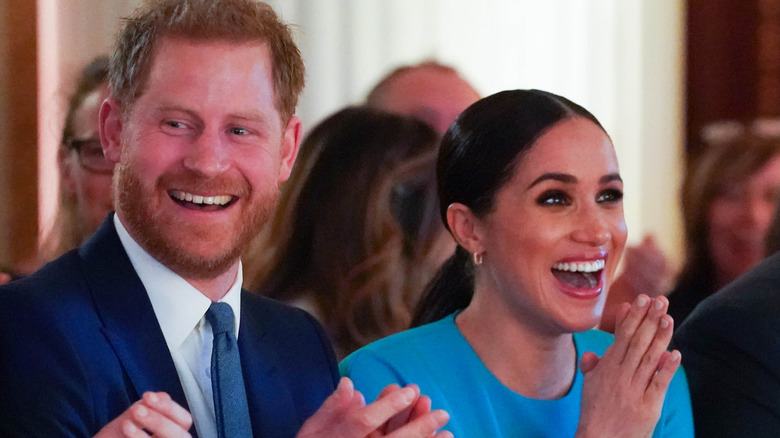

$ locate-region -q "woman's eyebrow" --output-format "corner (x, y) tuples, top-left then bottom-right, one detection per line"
(527, 172), (576, 189)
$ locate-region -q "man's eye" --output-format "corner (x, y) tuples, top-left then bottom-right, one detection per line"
(597, 189), (623, 203)
(166, 121), (183, 128)
(229, 127), (248, 135)
(536, 190), (570, 206)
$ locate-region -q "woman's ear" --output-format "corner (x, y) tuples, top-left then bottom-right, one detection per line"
(99, 97), (124, 164)
(446, 203), (485, 255)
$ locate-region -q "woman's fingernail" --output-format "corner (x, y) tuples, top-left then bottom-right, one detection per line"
(654, 299), (664, 310)
(637, 295), (648, 307)
(660, 317), (669, 329)
(401, 387), (416, 404)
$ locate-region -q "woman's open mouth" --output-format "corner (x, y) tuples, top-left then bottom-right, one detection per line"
(551, 259), (605, 291)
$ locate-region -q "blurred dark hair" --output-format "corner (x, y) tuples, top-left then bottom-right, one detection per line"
(766, 199), (780, 256)
(254, 106), (444, 356)
(412, 89), (605, 326)
(61, 56), (109, 145)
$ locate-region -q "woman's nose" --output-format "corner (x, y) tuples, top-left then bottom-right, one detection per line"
(570, 209), (611, 246)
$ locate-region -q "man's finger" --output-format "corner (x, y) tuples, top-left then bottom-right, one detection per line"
(129, 401), (192, 438)
(142, 392), (192, 430)
(341, 385), (419, 437)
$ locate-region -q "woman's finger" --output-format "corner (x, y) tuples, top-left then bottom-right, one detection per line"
(631, 313), (674, 388)
(620, 297), (669, 370)
(609, 294), (652, 361)
(644, 349), (681, 403)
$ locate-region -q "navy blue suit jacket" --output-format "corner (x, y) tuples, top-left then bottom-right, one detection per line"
(0, 216), (339, 437)
(673, 251), (780, 437)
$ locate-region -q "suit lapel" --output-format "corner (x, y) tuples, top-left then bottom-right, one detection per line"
(78, 216), (194, 433)
(239, 293), (300, 437)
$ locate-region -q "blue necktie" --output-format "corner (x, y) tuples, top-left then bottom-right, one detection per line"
(206, 302), (252, 438)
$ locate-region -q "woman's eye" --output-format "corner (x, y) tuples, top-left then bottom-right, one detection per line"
(536, 190), (570, 206)
(597, 188), (624, 203)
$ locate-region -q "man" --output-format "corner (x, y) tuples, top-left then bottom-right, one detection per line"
(366, 61), (480, 135)
(0, 1), (449, 437)
(673, 251), (780, 437)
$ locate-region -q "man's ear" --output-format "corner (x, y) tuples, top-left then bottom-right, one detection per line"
(99, 97), (124, 164)
(278, 115), (302, 183)
(446, 203), (485, 255)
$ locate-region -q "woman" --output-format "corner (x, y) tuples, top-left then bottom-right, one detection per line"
(2, 56), (114, 281)
(341, 90), (693, 437)
(253, 107), (453, 357)
(668, 130), (780, 326)
(38, 56), (114, 264)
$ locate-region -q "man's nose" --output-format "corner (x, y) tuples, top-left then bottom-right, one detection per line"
(182, 130), (230, 177)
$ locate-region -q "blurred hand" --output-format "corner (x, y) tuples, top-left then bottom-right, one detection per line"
(601, 235), (671, 333)
(576, 295), (680, 438)
(94, 392), (192, 438)
(297, 378), (451, 438)
(0, 272), (10, 285)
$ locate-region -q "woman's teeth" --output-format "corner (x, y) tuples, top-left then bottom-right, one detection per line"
(552, 259), (605, 273)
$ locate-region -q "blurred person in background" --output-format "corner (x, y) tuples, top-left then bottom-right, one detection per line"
(366, 61), (480, 135)
(252, 107), (449, 358)
(667, 123), (780, 327)
(674, 163), (780, 435)
(0, 56), (113, 284)
(41, 55), (114, 263)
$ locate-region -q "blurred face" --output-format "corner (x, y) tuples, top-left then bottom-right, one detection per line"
(473, 117), (627, 334)
(373, 68), (479, 134)
(707, 153), (780, 286)
(103, 38), (299, 281)
(60, 84), (114, 235)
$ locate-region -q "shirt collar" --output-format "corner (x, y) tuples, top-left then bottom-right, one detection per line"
(113, 214), (243, 351)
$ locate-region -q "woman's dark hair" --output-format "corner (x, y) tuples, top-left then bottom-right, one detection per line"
(255, 106), (443, 356)
(412, 89), (605, 326)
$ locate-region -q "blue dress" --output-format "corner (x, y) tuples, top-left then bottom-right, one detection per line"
(341, 314), (694, 437)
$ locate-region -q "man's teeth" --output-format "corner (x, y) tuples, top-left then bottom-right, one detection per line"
(552, 260), (605, 273)
(171, 191), (232, 206)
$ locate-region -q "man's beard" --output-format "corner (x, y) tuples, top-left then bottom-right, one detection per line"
(114, 161), (278, 280)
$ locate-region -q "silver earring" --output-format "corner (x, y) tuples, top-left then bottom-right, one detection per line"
(472, 252), (483, 266)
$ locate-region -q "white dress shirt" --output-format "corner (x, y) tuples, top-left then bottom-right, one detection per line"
(114, 215), (243, 438)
